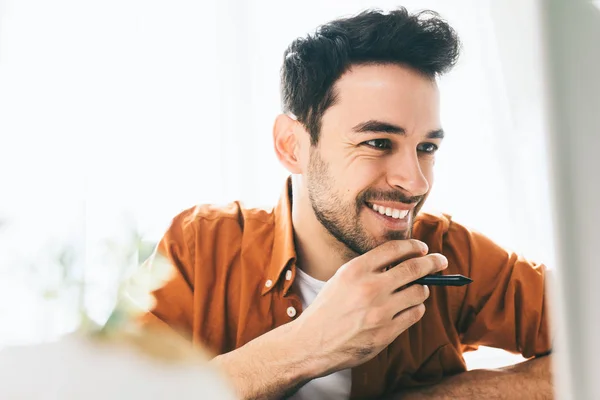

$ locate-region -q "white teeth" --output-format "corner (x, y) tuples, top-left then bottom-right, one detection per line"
(370, 203), (410, 219)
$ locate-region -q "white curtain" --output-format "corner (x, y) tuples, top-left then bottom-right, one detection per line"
(0, 0), (554, 368)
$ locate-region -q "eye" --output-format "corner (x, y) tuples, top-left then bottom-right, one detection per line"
(364, 139), (392, 150)
(417, 142), (439, 154)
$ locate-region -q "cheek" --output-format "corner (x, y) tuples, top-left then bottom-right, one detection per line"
(337, 157), (385, 191)
(419, 157), (435, 180)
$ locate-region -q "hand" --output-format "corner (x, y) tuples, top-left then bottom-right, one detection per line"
(290, 240), (448, 376)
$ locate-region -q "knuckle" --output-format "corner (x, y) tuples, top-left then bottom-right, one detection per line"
(357, 282), (376, 299)
(337, 262), (360, 280)
(403, 258), (424, 281)
(397, 239), (409, 252)
(380, 240), (398, 253)
(407, 304), (426, 324)
(389, 239), (412, 255)
(365, 308), (386, 327)
(383, 240), (403, 257)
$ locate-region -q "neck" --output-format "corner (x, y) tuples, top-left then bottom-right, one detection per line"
(290, 176), (355, 281)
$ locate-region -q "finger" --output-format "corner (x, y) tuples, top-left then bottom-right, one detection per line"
(354, 239), (428, 272)
(390, 303), (427, 337)
(384, 284), (430, 317)
(382, 253), (448, 291)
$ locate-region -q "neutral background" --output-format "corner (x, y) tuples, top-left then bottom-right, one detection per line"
(0, 0), (556, 369)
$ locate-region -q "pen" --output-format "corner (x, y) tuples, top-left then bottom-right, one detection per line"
(414, 274), (472, 286)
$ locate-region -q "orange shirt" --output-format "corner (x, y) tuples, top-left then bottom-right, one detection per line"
(143, 179), (551, 398)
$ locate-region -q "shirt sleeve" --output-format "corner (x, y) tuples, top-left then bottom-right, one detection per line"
(445, 220), (552, 358)
(138, 210), (196, 340)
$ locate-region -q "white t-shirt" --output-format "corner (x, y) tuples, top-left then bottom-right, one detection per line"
(289, 268), (352, 400)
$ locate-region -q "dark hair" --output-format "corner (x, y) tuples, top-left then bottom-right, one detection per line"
(280, 7), (461, 145)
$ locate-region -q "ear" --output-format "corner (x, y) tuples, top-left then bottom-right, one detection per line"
(273, 114), (305, 174)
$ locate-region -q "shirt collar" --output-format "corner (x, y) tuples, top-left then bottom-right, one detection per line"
(262, 176), (296, 295)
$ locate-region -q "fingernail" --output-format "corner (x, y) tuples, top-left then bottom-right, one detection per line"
(420, 242), (429, 253)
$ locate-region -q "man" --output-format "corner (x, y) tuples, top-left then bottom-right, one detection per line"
(142, 7), (553, 399)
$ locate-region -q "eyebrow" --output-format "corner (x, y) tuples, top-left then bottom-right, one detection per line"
(351, 119), (444, 139)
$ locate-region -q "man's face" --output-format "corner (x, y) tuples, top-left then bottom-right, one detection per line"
(305, 64), (443, 255)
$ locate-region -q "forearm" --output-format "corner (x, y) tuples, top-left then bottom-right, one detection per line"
(396, 355), (553, 400)
(211, 322), (320, 400)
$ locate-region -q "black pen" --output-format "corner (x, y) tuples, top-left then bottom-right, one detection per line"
(414, 274), (472, 286)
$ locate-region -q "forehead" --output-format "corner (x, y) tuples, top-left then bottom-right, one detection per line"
(322, 64), (441, 133)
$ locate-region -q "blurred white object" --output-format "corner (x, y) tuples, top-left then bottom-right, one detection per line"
(0, 334), (237, 399)
(538, 0), (600, 399)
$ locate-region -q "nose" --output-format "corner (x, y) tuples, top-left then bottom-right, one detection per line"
(386, 149), (430, 197)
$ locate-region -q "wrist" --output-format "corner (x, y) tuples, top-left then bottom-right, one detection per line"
(211, 320), (324, 399)
(282, 318), (328, 380)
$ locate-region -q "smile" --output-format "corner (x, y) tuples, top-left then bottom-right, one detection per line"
(367, 203), (410, 220)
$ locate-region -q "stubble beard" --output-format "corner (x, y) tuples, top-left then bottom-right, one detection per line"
(306, 149), (421, 256)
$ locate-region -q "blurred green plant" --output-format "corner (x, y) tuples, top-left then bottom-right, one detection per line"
(8, 213), (162, 337)
(97, 221), (165, 335)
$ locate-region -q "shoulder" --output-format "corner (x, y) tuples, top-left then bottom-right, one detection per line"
(413, 211), (452, 235)
(414, 211), (503, 253)
(164, 201), (277, 254)
(413, 211), (513, 275)
(413, 211), (453, 251)
(172, 201), (274, 230)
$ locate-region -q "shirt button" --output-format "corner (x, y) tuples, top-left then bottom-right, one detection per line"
(285, 270), (292, 281)
(287, 306), (297, 318)
(265, 279), (273, 288)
